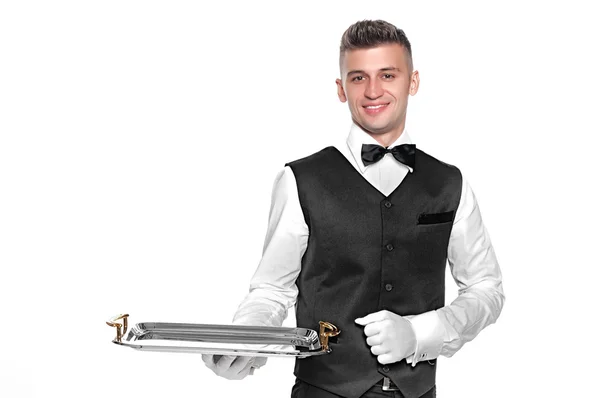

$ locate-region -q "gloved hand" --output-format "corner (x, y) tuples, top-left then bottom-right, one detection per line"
(355, 310), (417, 364)
(201, 354), (267, 380)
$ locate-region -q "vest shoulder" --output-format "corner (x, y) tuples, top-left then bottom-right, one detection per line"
(417, 148), (461, 173)
(285, 146), (339, 168)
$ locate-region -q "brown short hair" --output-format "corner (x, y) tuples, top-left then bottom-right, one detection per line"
(339, 19), (413, 73)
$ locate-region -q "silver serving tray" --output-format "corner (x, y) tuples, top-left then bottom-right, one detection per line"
(107, 314), (340, 358)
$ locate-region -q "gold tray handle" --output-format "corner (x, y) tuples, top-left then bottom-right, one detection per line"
(318, 321), (340, 352)
(106, 313), (129, 343)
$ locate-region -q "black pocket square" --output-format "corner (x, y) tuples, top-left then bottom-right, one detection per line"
(417, 210), (455, 225)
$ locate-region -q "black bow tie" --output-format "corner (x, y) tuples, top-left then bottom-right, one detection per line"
(361, 143), (416, 168)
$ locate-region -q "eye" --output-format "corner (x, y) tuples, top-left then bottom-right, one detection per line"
(382, 74), (395, 80)
(351, 75), (365, 82)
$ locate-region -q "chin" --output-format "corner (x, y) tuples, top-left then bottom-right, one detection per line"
(360, 121), (390, 134)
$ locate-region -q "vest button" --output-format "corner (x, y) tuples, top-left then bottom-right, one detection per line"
(385, 283), (393, 291)
(384, 201), (392, 208)
(382, 366), (390, 372)
(385, 243), (394, 251)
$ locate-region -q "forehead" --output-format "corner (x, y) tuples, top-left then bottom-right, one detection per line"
(341, 43), (409, 75)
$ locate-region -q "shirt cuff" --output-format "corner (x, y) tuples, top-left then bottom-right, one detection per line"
(405, 310), (445, 367)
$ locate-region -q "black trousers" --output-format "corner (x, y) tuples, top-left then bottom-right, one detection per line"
(291, 378), (436, 398)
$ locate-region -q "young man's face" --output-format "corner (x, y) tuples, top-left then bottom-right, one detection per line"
(336, 43), (419, 141)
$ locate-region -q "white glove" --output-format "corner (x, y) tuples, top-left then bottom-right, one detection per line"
(355, 310), (417, 364)
(202, 354), (268, 380)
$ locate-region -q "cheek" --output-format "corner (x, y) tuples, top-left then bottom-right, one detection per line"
(386, 81), (407, 95)
(346, 86), (363, 101)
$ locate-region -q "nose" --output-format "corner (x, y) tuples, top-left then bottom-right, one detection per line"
(365, 78), (383, 99)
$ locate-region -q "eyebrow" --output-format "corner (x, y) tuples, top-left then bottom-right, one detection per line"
(347, 67), (402, 76)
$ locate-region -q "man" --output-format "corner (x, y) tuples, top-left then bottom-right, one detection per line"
(202, 19), (504, 398)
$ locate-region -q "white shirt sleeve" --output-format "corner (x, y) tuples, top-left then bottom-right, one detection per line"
(232, 166), (308, 327)
(406, 174), (505, 365)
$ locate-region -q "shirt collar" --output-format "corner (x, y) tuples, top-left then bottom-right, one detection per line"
(346, 122), (414, 174)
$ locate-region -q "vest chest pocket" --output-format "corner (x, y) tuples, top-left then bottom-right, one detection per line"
(416, 210), (455, 225)
(415, 211), (454, 241)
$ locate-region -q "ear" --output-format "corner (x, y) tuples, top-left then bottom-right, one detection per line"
(336, 78), (347, 102)
(409, 70), (420, 96)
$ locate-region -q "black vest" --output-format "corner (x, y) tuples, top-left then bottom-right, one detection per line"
(285, 146), (462, 398)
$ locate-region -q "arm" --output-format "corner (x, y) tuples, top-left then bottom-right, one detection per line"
(232, 166), (308, 327)
(406, 174), (505, 365)
(202, 166), (308, 379)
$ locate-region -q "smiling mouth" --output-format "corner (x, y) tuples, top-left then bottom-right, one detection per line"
(363, 103), (389, 115)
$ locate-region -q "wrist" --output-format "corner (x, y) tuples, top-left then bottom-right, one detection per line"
(405, 311), (445, 366)
(404, 316), (417, 357)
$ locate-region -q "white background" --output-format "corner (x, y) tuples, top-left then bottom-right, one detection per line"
(1, 1), (598, 397)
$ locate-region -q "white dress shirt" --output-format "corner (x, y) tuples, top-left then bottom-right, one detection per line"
(233, 122), (505, 366)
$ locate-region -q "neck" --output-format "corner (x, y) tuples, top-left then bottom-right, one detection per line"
(372, 131), (403, 147)
(354, 120), (405, 147)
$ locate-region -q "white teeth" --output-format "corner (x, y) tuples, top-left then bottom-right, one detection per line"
(366, 104), (386, 109)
